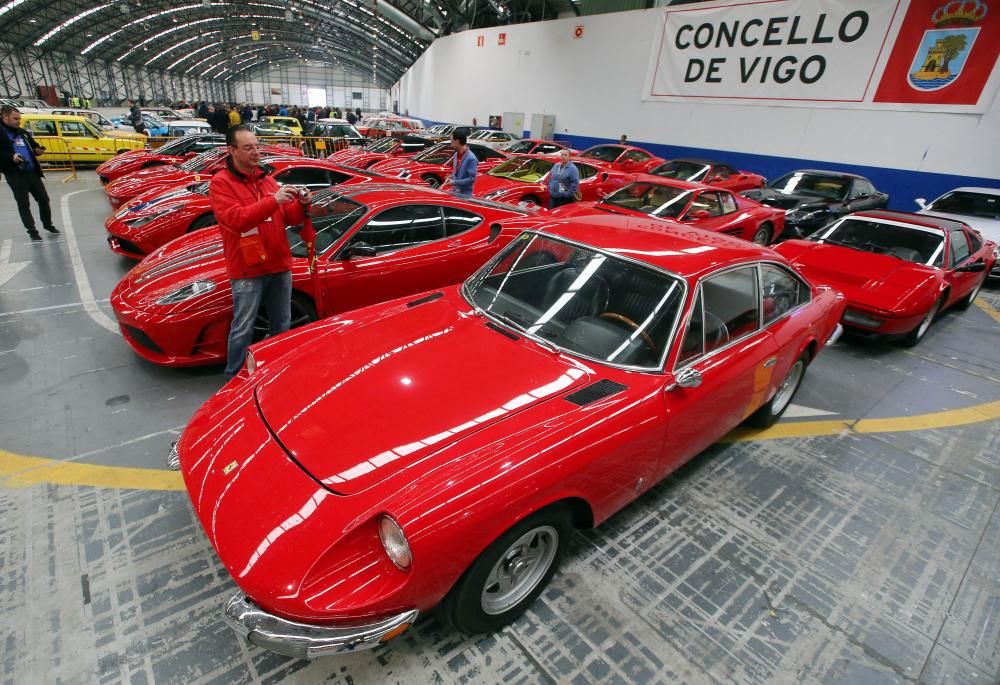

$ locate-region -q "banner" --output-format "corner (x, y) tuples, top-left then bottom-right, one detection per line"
(645, 0), (1000, 112)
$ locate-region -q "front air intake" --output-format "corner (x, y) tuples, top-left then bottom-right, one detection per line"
(564, 379), (627, 406)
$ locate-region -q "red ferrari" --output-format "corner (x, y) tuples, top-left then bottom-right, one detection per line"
(550, 176), (785, 245)
(368, 142), (509, 188)
(500, 139), (572, 155)
(174, 215), (844, 658)
(448, 154), (630, 207)
(104, 158), (419, 259)
(96, 134), (225, 185)
(327, 135), (437, 169)
(104, 144), (300, 209)
(576, 144), (665, 174)
(649, 158), (767, 193)
(110, 185), (540, 366)
(775, 210), (996, 346)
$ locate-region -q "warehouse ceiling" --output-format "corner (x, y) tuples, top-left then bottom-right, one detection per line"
(0, 0), (588, 86)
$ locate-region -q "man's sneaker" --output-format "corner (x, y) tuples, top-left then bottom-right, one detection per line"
(28, 231), (42, 242)
(44, 225), (60, 234)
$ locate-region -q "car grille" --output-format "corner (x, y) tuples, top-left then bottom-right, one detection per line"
(108, 235), (144, 255)
(123, 325), (164, 354)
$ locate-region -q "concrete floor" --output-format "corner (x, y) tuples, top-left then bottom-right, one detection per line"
(1, 171), (998, 685)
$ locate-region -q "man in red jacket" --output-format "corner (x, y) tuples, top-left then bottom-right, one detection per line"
(210, 125), (311, 377)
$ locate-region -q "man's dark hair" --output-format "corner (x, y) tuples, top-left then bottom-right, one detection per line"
(226, 124), (254, 146)
(452, 129), (467, 146)
(1, 104), (20, 117)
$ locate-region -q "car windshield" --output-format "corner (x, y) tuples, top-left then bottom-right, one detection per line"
(599, 182), (695, 218)
(179, 147), (226, 172)
(464, 233), (685, 369)
(651, 161), (711, 182)
(579, 146), (623, 163)
(927, 191), (1000, 220)
(413, 143), (454, 164)
(286, 196), (367, 257)
(323, 124), (361, 138)
(504, 140), (536, 154)
(813, 218), (945, 264)
(82, 120), (104, 137)
(488, 157), (554, 182)
(364, 137), (398, 153)
(769, 172), (850, 200)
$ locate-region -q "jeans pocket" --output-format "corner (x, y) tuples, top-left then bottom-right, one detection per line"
(231, 278), (254, 294)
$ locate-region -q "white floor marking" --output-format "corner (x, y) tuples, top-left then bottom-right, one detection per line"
(0, 239), (32, 288)
(0, 299), (111, 318)
(60, 189), (120, 335)
(784, 404), (839, 419)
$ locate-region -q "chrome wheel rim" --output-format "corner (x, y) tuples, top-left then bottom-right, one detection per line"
(915, 301), (939, 340)
(968, 281), (982, 304)
(423, 176), (441, 188)
(772, 361), (804, 415)
(481, 525), (558, 615)
(752, 228), (770, 245)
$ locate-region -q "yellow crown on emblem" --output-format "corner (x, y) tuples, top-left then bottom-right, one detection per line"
(932, 0), (989, 26)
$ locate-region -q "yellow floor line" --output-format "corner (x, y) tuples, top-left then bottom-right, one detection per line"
(977, 297), (1000, 326)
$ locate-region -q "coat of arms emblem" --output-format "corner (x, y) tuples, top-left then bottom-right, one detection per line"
(909, 0), (989, 91)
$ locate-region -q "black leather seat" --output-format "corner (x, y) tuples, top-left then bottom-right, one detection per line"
(539, 267), (608, 322)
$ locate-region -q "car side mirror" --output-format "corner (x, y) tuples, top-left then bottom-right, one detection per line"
(706, 176), (723, 184)
(955, 261), (986, 273)
(668, 367), (702, 391)
(915, 197), (928, 209)
(600, 172), (608, 182)
(345, 242), (377, 258)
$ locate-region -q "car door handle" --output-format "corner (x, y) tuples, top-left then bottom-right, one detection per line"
(763, 357), (777, 368)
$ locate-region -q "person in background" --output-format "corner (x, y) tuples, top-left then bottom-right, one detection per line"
(0, 105), (59, 241)
(198, 101), (210, 119)
(448, 129), (478, 197)
(547, 149), (580, 209)
(346, 110), (357, 125)
(619, 134), (627, 145)
(228, 105), (241, 129)
(129, 100), (145, 135)
(256, 105), (264, 122)
(241, 103), (253, 123)
(209, 125), (312, 378)
(355, 107), (362, 122)
(306, 107), (316, 123)
(278, 104), (288, 116)
(211, 105), (230, 134)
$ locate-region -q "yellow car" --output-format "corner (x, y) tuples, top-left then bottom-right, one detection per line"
(260, 115), (304, 136)
(49, 108), (147, 144)
(20, 113), (145, 163)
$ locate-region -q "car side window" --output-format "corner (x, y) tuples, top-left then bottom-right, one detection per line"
(678, 288), (705, 366)
(965, 229), (982, 253)
(443, 206), (483, 237)
(719, 192), (738, 214)
(760, 264), (810, 324)
(948, 229), (971, 266)
(29, 120), (57, 135)
(850, 179), (875, 198)
(622, 150), (649, 163)
(536, 144), (560, 154)
(349, 205), (445, 254)
(690, 191), (724, 217)
(701, 267), (760, 353)
(274, 167), (330, 189)
(716, 165), (737, 178)
(60, 121), (87, 137)
(576, 164), (598, 180)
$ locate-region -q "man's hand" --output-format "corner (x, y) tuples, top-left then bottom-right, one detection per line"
(296, 187), (313, 205)
(274, 186), (297, 204)
(12, 153), (23, 163)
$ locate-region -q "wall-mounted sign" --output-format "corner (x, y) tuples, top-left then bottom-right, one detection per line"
(477, 35), (485, 47)
(574, 26), (584, 39)
(270, 87), (281, 96)
(498, 33), (506, 46)
(251, 30), (260, 41)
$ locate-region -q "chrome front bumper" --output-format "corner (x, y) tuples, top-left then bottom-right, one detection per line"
(825, 323), (844, 346)
(224, 592), (419, 659)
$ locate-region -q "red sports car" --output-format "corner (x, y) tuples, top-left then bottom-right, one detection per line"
(775, 210), (996, 346)
(576, 144), (665, 174)
(500, 139), (571, 155)
(550, 176), (785, 245)
(649, 158), (766, 193)
(104, 158), (419, 259)
(447, 154), (630, 207)
(104, 144), (300, 209)
(96, 134), (226, 185)
(326, 135), (436, 169)
(368, 142), (509, 188)
(110, 185), (540, 367)
(174, 215), (844, 658)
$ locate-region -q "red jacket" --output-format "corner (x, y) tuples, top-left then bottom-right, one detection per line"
(209, 160), (306, 279)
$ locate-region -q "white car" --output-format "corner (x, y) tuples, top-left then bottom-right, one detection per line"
(165, 119), (213, 137)
(469, 129), (521, 150)
(917, 187), (1000, 276)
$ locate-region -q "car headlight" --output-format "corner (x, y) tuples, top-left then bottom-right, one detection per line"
(156, 280), (216, 305)
(378, 515), (412, 571)
(124, 206), (182, 227)
(842, 308), (883, 329)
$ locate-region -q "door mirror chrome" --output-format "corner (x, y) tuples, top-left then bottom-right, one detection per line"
(915, 197), (927, 209)
(668, 367), (702, 391)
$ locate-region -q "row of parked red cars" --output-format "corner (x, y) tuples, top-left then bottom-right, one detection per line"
(97, 132), (996, 660)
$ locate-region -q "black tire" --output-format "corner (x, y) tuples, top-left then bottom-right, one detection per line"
(252, 292), (317, 341)
(953, 277), (985, 311)
(746, 350), (810, 428)
(751, 223), (773, 246)
(187, 213), (216, 233)
(421, 174), (442, 188)
(900, 294), (944, 347)
(438, 505), (572, 634)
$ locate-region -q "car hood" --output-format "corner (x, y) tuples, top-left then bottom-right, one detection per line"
(475, 175), (536, 196)
(107, 167), (198, 197)
(253, 299), (592, 496)
(744, 188), (835, 212)
(776, 240), (937, 311)
(114, 184), (202, 218)
(116, 232), (227, 311)
(918, 210), (1000, 243)
(97, 150), (166, 173)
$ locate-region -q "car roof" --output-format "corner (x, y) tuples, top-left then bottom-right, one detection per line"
(627, 173), (713, 192)
(854, 209), (970, 232)
(786, 168), (868, 181)
(168, 119), (210, 126)
(537, 216), (776, 279)
(20, 113), (90, 121)
(943, 186), (1000, 196)
(669, 158), (724, 166)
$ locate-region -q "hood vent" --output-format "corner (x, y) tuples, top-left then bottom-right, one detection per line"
(565, 379), (627, 406)
(407, 291), (443, 307)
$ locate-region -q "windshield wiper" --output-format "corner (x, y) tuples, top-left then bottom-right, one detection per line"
(815, 237), (856, 249)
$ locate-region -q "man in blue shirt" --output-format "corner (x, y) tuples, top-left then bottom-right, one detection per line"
(448, 130), (478, 197)
(547, 149), (580, 208)
(0, 106), (58, 241)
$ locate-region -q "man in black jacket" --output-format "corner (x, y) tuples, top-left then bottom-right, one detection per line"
(0, 105), (58, 241)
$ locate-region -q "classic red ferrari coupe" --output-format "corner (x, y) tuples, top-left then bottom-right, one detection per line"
(368, 142), (509, 188)
(550, 176), (785, 245)
(96, 134), (225, 185)
(174, 215), (844, 658)
(576, 144), (665, 174)
(104, 157), (419, 258)
(649, 158), (767, 193)
(326, 135), (436, 169)
(110, 185), (539, 366)
(104, 144), (300, 209)
(448, 154), (630, 206)
(775, 210), (995, 346)
(501, 139), (571, 155)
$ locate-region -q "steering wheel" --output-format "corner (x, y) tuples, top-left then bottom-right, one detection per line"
(598, 313), (656, 352)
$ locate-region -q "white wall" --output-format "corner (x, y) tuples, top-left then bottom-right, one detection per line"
(237, 64), (387, 109)
(393, 8), (1000, 182)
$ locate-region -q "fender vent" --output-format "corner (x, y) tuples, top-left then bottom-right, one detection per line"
(407, 292), (443, 307)
(564, 379), (627, 406)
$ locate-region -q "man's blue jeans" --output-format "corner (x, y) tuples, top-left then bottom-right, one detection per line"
(225, 271), (292, 377)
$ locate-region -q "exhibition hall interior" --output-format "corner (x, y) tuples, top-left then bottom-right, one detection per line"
(1, 0), (999, 682)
